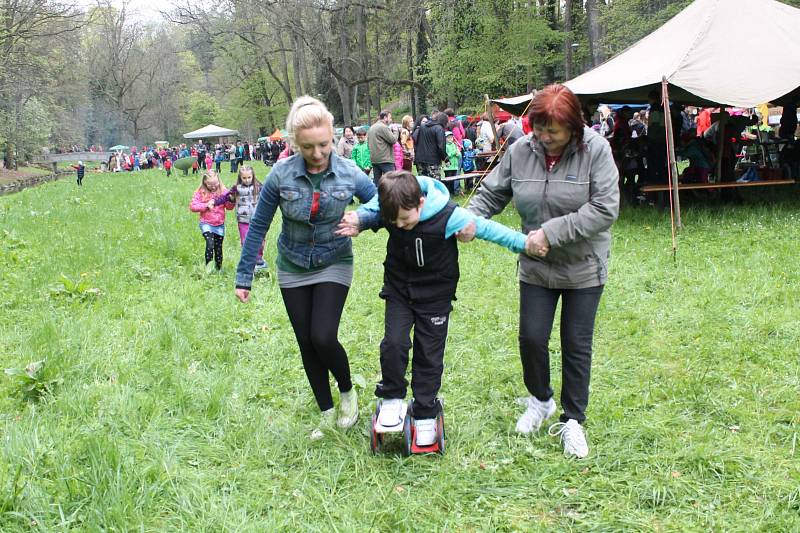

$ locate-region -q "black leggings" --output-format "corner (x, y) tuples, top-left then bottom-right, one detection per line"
(202, 232), (223, 269)
(280, 282), (352, 412)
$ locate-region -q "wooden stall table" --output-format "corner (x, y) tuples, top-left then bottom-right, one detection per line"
(641, 179), (795, 193)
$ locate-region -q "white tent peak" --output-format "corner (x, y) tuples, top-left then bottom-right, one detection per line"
(565, 0), (800, 107)
(183, 124), (240, 139)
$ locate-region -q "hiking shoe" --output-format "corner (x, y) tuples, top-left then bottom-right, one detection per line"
(415, 418), (437, 446)
(310, 408), (336, 440)
(515, 396), (556, 434)
(377, 398), (404, 428)
(338, 389), (359, 428)
(549, 419), (589, 459)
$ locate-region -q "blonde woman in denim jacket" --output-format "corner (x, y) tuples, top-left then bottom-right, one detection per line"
(235, 96), (377, 439)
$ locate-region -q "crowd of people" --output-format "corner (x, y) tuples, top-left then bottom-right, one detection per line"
(106, 139), (288, 174)
(589, 92), (800, 203)
(333, 108), (511, 198)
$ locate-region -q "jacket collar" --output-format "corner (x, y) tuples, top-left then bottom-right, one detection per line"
(285, 150), (345, 179)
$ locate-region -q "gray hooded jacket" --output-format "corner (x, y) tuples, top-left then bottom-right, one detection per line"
(467, 126), (619, 289)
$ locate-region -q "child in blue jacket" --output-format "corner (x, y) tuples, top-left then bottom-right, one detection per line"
(337, 170), (531, 446)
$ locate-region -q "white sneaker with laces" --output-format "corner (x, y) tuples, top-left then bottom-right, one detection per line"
(549, 419), (589, 458)
(415, 418), (437, 446)
(515, 396), (556, 434)
(377, 398), (404, 428)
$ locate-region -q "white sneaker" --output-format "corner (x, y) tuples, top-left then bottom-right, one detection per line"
(549, 419), (589, 458)
(310, 408), (336, 441)
(377, 398), (405, 428)
(515, 396), (556, 434)
(338, 389), (358, 428)
(415, 418), (437, 446)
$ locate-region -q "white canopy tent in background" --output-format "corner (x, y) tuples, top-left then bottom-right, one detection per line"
(563, 0), (800, 107)
(485, 0), (800, 237)
(183, 124), (240, 139)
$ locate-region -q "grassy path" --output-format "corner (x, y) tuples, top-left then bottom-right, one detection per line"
(0, 166), (798, 530)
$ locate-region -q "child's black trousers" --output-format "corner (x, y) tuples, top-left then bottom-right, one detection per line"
(375, 296), (452, 419)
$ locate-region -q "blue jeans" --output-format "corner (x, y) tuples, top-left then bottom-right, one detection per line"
(372, 162), (395, 186)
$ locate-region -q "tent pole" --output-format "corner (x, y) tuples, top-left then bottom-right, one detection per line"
(484, 94), (500, 151)
(715, 111), (728, 183)
(661, 78), (682, 230)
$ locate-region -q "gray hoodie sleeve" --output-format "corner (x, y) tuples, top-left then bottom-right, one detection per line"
(466, 146), (514, 218)
(540, 139), (619, 248)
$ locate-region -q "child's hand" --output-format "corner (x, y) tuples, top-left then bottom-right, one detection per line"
(525, 229), (550, 257)
(235, 288), (250, 303)
(455, 220), (476, 242)
(206, 200), (214, 210)
(335, 211), (360, 237)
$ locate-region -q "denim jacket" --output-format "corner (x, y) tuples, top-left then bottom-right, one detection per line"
(235, 152), (377, 289)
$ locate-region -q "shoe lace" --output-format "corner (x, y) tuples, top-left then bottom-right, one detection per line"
(548, 421), (586, 448)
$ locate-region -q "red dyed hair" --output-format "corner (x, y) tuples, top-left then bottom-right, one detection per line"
(528, 84), (584, 144)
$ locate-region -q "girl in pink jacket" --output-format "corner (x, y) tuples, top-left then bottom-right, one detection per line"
(189, 170), (233, 270)
(393, 140), (404, 170)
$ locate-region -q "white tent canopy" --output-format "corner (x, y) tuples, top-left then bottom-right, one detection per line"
(183, 124), (240, 139)
(564, 0), (800, 107)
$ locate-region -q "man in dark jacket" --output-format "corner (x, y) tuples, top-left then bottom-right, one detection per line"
(412, 112), (447, 179)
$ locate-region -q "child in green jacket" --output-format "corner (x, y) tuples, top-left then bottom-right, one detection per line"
(442, 131), (461, 195)
(351, 128), (372, 174)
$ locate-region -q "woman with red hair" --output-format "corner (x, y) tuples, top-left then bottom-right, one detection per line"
(462, 84), (619, 459)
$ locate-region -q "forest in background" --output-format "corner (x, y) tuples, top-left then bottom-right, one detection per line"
(3, 0), (799, 168)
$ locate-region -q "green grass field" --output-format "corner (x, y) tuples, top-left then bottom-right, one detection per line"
(0, 165), (798, 531)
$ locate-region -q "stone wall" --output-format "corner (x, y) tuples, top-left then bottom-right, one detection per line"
(0, 170), (71, 196)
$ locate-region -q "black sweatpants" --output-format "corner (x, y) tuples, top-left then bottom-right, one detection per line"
(202, 232), (223, 269)
(375, 297), (452, 419)
(280, 282), (352, 412)
(519, 282), (604, 423)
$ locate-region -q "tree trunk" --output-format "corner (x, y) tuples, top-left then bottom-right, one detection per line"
(336, 5), (353, 126)
(291, 31), (303, 97)
(564, 0), (573, 79)
(374, 27), (381, 116)
(408, 35), (416, 117)
(356, 5), (371, 124)
(415, 11), (430, 115)
(586, 0), (603, 67)
(274, 31), (294, 102)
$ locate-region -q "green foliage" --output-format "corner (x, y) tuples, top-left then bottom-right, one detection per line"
(426, 0), (567, 109)
(48, 273), (102, 302)
(601, 0), (693, 56)
(4, 360), (62, 401)
(185, 91), (222, 130)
